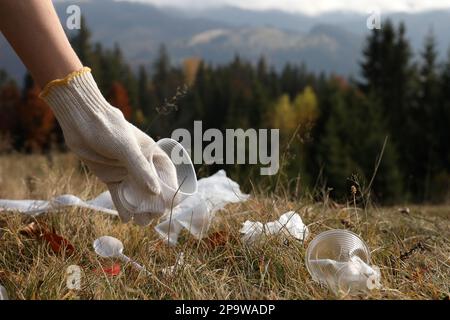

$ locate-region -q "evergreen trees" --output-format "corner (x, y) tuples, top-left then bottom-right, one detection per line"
(71, 16), (93, 68)
(315, 80), (402, 202)
(359, 20), (448, 202)
(415, 32), (441, 200)
(0, 79), (20, 151)
(0, 19), (449, 203)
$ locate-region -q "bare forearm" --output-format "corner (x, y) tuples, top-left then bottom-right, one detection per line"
(0, 0), (82, 87)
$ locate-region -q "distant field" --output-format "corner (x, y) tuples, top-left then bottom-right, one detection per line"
(0, 154), (449, 300)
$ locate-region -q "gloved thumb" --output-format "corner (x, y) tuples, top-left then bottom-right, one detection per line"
(124, 147), (161, 195)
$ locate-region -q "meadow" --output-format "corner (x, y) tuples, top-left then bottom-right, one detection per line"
(0, 153), (449, 300)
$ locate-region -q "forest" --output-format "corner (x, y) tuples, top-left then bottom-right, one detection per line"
(0, 19), (449, 204)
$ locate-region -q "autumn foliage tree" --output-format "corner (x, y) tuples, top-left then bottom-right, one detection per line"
(107, 81), (132, 120)
(17, 83), (55, 152)
(0, 83), (20, 135)
(0, 82), (20, 151)
(1, 18), (449, 203)
(272, 86), (319, 139)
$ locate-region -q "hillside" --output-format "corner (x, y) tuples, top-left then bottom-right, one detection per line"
(2, 1), (450, 82)
(0, 0), (361, 81)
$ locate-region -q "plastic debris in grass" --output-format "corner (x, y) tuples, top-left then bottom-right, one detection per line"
(0, 170), (249, 246)
(0, 284), (8, 300)
(117, 138), (198, 225)
(93, 236), (150, 275)
(161, 252), (186, 276)
(305, 229), (381, 296)
(0, 192), (117, 216)
(155, 170), (249, 245)
(240, 211), (309, 244)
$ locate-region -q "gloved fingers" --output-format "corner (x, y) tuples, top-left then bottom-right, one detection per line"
(127, 124), (179, 194)
(153, 151), (178, 190)
(82, 158), (128, 183)
(129, 123), (156, 145)
(129, 124), (178, 190)
(122, 141), (161, 196)
(66, 119), (161, 193)
(108, 183), (133, 223)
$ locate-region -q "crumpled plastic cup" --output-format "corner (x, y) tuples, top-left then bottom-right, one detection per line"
(0, 284), (8, 300)
(305, 229), (380, 295)
(118, 138), (197, 214)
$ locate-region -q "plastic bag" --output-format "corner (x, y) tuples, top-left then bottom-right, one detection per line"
(156, 170), (250, 245)
(241, 211), (309, 243)
(0, 170), (249, 246)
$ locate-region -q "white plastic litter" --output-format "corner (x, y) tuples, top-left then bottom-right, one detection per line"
(0, 192), (117, 216)
(0, 170), (249, 246)
(240, 211), (309, 243)
(93, 236), (150, 275)
(156, 170), (250, 245)
(161, 252), (186, 276)
(308, 256), (381, 295)
(118, 138), (198, 214)
(305, 229), (381, 296)
(0, 284), (8, 300)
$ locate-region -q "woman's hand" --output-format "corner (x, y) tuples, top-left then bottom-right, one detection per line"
(41, 68), (178, 224)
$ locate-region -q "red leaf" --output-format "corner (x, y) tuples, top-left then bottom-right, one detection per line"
(41, 231), (75, 256)
(19, 221), (75, 256)
(94, 263), (121, 277)
(203, 231), (230, 249)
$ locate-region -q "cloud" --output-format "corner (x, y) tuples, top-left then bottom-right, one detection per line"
(123, 0), (450, 15)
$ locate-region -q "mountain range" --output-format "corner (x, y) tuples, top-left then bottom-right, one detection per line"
(1, 0), (450, 83)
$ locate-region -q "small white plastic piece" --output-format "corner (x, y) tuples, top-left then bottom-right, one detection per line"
(93, 236), (150, 275)
(0, 170), (249, 246)
(117, 138), (198, 215)
(305, 229), (381, 295)
(0, 284), (8, 300)
(240, 211), (309, 243)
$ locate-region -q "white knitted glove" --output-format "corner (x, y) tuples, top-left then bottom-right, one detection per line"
(40, 67), (178, 225)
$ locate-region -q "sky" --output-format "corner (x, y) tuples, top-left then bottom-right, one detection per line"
(121, 0), (450, 15)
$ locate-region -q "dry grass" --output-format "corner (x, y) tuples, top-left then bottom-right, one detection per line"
(0, 153), (449, 300)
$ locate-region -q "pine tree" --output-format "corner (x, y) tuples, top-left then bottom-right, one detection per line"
(121, 66), (139, 114)
(440, 50), (450, 171)
(317, 80), (402, 202)
(152, 44), (172, 104)
(137, 65), (150, 118)
(434, 49), (450, 202)
(70, 16), (93, 67)
(360, 27), (382, 92)
(361, 20), (414, 131)
(256, 56), (268, 83)
(317, 88), (356, 199)
(92, 43), (105, 90)
(359, 20), (418, 199)
(415, 32), (441, 200)
(0, 80), (20, 148)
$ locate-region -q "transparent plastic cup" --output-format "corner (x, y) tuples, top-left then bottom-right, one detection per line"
(305, 229), (373, 295)
(118, 138), (197, 213)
